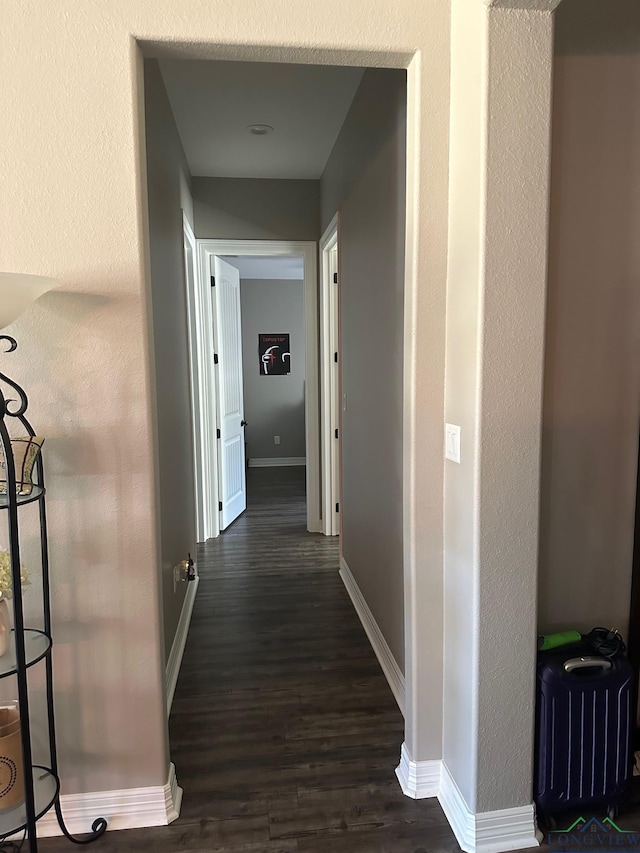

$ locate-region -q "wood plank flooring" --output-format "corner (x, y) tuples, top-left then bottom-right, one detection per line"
(169, 468), (457, 852)
(38, 468), (458, 852)
(34, 467), (640, 851)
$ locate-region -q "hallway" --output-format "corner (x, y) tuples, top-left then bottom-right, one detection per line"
(40, 468), (457, 852)
(169, 467), (453, 851)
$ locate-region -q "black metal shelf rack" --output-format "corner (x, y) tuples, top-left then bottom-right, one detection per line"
(0, 335), (106, 851)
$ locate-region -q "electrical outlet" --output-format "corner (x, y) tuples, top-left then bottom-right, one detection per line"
(274, 435), (280, 445)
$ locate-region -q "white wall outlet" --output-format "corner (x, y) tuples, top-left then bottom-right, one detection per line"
(274, 435), (280, 445)
(445, 423), (461, 463)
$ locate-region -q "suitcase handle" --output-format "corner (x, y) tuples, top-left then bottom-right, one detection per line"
(564, 656), (612, 674)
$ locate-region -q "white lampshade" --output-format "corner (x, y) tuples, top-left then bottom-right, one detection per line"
(0, 273), (58, 331)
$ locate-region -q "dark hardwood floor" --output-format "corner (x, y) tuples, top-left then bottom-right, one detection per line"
(34, 467), (640, 852)
(39, 468), (459, 852)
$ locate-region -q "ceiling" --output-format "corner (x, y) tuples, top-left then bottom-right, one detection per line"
(159, 60), (364, 180)
(222, 255), (304, 280)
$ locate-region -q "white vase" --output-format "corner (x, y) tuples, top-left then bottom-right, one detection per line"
(0, 598), (10, 657)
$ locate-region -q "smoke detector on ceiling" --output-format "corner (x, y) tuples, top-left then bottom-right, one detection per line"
(247, 124), (274, 136)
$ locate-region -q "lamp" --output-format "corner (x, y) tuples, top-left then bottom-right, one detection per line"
(0, 272), (57, 331)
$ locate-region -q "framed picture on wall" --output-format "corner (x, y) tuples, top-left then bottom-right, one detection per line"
(259, 334), (291, 375)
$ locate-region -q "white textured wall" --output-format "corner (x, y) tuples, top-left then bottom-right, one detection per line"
(475, 8), (555, 814)
(0, 39), (169, 792)
(445, 0), (557, 814)
(443, 0), (484, 810)
(1, 0), (450, 795)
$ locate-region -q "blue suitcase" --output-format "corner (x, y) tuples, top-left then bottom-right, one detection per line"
(534, 645), (633, 819)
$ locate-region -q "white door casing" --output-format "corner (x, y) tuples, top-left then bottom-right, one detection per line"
(320, 216), (341, 536)
(329, 244), (340, 535)
(197, 240), (321, 535)
(212, 256), (247, 530)
(183, 212), (218, 541)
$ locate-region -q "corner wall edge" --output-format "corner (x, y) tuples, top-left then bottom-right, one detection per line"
(395, 743), (441, 798)
(438, 762), (542, 853)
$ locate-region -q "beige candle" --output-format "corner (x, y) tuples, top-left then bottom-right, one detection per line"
(0, 704), (24, 811)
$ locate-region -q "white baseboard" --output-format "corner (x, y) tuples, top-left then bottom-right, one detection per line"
(438, 761), (542, 853)
(339, 557), (405, 714)
(166, 576), (200, 714)
(33, 763), (183, 838)
(395, 742), (441, 798)
(248, 457), (306, 468)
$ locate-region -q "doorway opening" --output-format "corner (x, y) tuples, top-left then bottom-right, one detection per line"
(146, 54), (410, 774)
(184, 238), (320, 538)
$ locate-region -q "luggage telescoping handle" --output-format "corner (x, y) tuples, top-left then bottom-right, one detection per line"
(564, 656), (612, 674)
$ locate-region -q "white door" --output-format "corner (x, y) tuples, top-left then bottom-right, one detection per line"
(212, 256), (247, 530)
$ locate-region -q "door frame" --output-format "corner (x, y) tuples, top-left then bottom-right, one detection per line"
(319, 215), (341, 536)
(183, 212), (218, 541)
(193, 238), (321, 535)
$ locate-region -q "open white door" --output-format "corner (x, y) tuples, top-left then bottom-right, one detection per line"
(212, 256), (247, 530)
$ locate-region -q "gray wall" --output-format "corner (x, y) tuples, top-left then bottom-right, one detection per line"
(240, 278), (306, 461)
(538, 2), (640, 637)
(193, 177), (319, 240)
(320, 68), (407, 671)
(144, 59), (196, 662)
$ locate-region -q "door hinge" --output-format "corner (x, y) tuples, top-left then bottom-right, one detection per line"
(216, 428), (221, 439)
(214, 353), (219, 365)
(334, 428), (339, 439)
(333, 272), (338, 284)
(211, 276), (216, 287)
(335, 502), (340, 513)
(334, 352), (338, 363)
(218, 501), (223, 512)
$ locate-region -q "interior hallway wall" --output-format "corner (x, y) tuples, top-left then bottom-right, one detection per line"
(193, 177), (319, 241)
(538, 0), (640, 637)
(2, 0), (451, 799)
(320, 68), (407, 672)
(144, 59), (197, 663)
(240, 278), (306, 462)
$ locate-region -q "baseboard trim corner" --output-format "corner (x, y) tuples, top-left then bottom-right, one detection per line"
(33, 763), (183, 838)
(339, 557), (405, 715)
(164, 761), (183, 825)
(166, 575), (200, 713)
(395, 743), (440, 799)
(248, 457), (307, 468)
(438, 762), (542, 853)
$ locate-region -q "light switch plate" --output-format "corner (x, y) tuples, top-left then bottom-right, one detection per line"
(445, 423), (461, 463)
